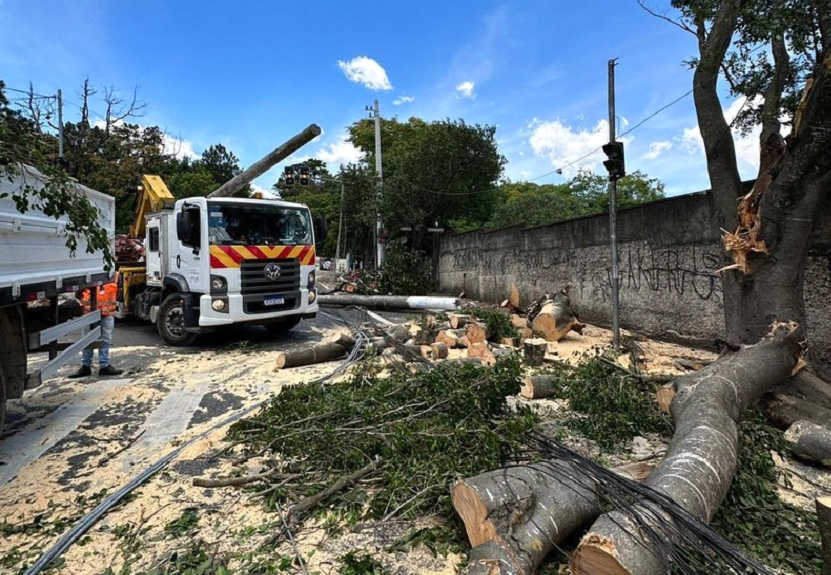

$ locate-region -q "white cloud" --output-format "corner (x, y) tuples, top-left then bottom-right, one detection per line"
(527, 118), (630, 175)
(456, 81), (476, 99)
(92, 118), (199, 160)
(393, 95), (415, 105)
(642, 141), (673, 160)
(250, 183), (276, 198)
(315, 137), (363, 167)
(337, 56), (393, 91)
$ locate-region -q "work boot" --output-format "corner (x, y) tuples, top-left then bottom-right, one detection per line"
(98, 365), (123, 376)
(68, 365), (92, 379)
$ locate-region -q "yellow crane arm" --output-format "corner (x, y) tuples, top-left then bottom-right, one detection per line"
(130, 175), (175, 238)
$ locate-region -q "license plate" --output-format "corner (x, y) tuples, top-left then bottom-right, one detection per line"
(264, 295), (285, 306)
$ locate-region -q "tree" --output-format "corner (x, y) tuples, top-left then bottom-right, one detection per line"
(348, 117), (506, 250)
(650, 0), (831, 364)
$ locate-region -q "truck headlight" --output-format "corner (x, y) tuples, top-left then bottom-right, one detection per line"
(211, 298), (227, 311)
(307, 270), (316, 288)
(210, 275), (227, 293)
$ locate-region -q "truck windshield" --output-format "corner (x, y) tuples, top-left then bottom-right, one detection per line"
(207, 202), (312, 246)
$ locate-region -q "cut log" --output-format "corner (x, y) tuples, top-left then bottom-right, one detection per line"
(387, 324), (411, 343)
(818, 497), (831, 575)
(531, 300), (583, 342)
(572, 322), (804, 575)
(467, 342), (496, 366)
(429, 342), (449, 360)
(500, 337), (518, 347)
(520, 374), (559, 399)
(455, 460), (656, 575)
(785, 420), (831, 468)
(511, 315), (528, 329)
(275, 342), (348, 369)
(523, 338), (547, 367)
(655, 383), (676, 415)
(465, 322), (490, 345)
(449, 313), (471, 329)
(436, 328), (466, 348)
(413, 328), (433, 345)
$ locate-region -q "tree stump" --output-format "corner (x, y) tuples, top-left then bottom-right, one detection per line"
(523, 338), (547, 367)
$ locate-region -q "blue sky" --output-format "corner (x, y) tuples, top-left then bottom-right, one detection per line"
(0, 0), (762, 196)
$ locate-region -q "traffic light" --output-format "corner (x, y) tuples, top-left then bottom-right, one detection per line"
(299, 165), (310, 186)
(284, 167), (295, 187)
(602, 141), (625, 181)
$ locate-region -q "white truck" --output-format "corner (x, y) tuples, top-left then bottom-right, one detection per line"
(0, 164), (115, 428)
(116, 125), (324, 346)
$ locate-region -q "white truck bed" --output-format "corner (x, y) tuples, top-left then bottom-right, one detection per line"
(0, 164), (115, 303)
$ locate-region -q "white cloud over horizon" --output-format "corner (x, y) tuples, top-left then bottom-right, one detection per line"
(455, 80), (475, 99)
(642, 141), (672, 160)
(393, 95), (415, 105)
(527, 118), (631, 175)
(315, 136), (363, 167)
(337, 56), (393, 91)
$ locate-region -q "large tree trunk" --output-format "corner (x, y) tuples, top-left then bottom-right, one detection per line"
(571, 323), (803, 575)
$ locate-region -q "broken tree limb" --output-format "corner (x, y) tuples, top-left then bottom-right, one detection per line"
(759, 392), (831, 429)
(193, 468), (286, 488)
(523, 338), (547, 367)
(572, 322), (804, 575)
(785, 420), (831, 468)
(287, 457), (381, 522)
(656, 384), (676, 415)
(275, 342), (348, 369)
(455, 460), (656, 575)
(818, 497), (831, 575)
(520, 374), (558, 399)
(318, 293), (458, 311)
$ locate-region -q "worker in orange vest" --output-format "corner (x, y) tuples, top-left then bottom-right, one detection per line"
(68, 279), (123, 378)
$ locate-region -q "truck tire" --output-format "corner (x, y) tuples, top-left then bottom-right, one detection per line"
(157, 294), (198, 346)
(266, 317), (301, 335)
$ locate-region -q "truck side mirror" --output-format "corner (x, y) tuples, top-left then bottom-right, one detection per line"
(176, 211), (192, 242)
(177, 207), (202, 251)
(314, 215), (328, 243)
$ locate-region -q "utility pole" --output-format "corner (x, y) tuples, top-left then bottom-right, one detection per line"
(607, 58), (621, 351)
(335, 178), (345, 270)
(366, 100), (384, 268)
(57, 89), (64, 159)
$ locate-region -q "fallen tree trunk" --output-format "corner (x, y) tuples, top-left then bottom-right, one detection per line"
(275, 342), (349, 369)
(759, 392), (831, 428)
(785, 420), (831, 468)
(318, 293), (458, 311)
(571, 322), (803, 575)
(530, 292), (583, 342)
(455, 461), (653, 575)
(520, 374), (558, 399)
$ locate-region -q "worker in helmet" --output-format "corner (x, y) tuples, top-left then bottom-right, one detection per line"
(68, 278), (123, 378)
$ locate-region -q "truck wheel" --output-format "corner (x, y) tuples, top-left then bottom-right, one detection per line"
(266, 317), (301, 335)
(157, 295), (198, 346)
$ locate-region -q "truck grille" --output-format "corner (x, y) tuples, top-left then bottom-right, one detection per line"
(241, 258), (301, 295)
(240, 258), (302, 314)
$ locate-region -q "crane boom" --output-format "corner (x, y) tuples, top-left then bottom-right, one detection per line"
(130, 174), (175, 238)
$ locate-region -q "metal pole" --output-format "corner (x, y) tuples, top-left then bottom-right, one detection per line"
(335, 178), (344, 270)
(373, 99), (384, 268)
(57, 89), (64, 159)
(608, 59), (621, 351)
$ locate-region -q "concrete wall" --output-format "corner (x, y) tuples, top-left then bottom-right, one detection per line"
(438, 191), (831, 377)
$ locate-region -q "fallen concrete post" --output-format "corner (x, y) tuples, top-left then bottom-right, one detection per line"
(318, 293), (458, 311)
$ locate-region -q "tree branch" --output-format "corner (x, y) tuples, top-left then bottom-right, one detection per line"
(760, 34), (790, 143)
(637, 0), (696, 36)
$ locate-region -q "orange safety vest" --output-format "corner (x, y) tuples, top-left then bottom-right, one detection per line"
(80, 282), (118, 317)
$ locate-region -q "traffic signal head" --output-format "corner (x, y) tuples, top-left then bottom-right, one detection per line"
(602, 141), (625, 181)
(299, 165), (310, 186)
(284, 167), (295, 186)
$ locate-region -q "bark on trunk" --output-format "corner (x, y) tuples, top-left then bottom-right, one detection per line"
(785, 420), (831, 468)
(759, 392), (831, 429)
(523, 338), (547, 367)
(818, 497), (831, 575)
(275, 342), (349, 369)
(571, 323), (803, 575)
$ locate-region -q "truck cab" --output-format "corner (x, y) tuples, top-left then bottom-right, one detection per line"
(126, 196), (319, 345)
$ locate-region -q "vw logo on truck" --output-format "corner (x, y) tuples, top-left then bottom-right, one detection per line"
(264, 263), (282, 280)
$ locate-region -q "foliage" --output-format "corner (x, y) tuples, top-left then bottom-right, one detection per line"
(228, 356), (537, 524)
(164, 508), (200, 538)
(339, 552), (388, 575)
(386, 524), (466, 558)
(487, 170), (665, 230)
(468, 307), (520, 341)
(348, 117), (505, 249)
(536, 354), (672, 449)
(709, 410), (822, 575)
(377, 243), (435, 295)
